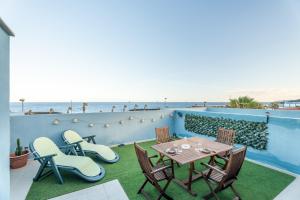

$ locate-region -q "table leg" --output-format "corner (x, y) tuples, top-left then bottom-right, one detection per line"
(187, 162), (195, 191)
(171, 159), (175, 178)
(209, 155), (215, 165)
(157, 153), (164, 164)
(172, 161), (198, 196)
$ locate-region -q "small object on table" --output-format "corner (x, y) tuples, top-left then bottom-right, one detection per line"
(198, 148), (211, 154)
(165, 148), (177, 155)
(181, 144), (191, 149)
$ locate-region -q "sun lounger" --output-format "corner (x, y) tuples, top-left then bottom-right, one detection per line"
(30, 137), (105, 184)
(62, 130), (120, 163)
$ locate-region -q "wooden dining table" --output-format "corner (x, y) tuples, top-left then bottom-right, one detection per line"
(151, 137), (232, 196)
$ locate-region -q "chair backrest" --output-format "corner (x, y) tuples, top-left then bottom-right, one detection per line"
(63, 130), (88, 145)
(216, 128), (235, 146)
(223, 146), (247, 182)
(155, 127), (170, 144)
(134, 143), (155, 181)
(31, 137), (63, 158)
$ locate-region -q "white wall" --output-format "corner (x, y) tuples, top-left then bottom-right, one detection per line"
(0, 27), (10, 199)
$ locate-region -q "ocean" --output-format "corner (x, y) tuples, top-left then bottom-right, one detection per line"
(10, 102), (227, 113)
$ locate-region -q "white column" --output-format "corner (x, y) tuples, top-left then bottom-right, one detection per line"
(0, 26), (10, 200)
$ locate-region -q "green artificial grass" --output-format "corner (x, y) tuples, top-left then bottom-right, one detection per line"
(26, 141), (295, 200)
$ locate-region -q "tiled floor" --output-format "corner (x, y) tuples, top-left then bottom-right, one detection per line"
(49, 180), (129, 200)
(10, 160), (39, 200)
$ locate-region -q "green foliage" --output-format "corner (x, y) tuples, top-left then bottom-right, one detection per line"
(228, 96), (263, 109)
(184, 114), (268, 150)
(15, 138), (23, 156)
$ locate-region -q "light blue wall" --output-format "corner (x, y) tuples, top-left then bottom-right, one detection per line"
(10, 110), (175, 151)
(174, 108), (300, 175)
(0, 27), (10, 200)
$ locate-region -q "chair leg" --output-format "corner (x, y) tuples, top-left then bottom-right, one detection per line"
(158, 192), (173, 200)
(203, 178), (220, 200)
(156, 179), (173, 200)
(161, 179), (173, 200)
(230, 185), (242, 200)
(33, 160), (48, 181)
(138, 179), (148, 194)
(49, 159), (64, 184)
(203, 190), (220, 200)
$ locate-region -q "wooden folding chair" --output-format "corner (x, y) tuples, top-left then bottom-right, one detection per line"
(210, 128), (236, 167)
(155, 127), (179, 167)
(216, 128), (235, 146)
(155, 127), (173, 144)
(201, 146), (247, 200)
(134, 143), (174, 200)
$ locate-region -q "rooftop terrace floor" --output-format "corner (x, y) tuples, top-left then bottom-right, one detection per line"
(25, 141), (295, 200)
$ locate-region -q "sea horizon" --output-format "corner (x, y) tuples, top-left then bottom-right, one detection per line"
(10, 101), (227, 113)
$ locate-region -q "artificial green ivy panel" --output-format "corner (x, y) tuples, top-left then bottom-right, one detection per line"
(184, 114), (268, 150)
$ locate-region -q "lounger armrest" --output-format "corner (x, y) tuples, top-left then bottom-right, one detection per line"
(59, 144), (77, 155)
(151, 165), (172, 174)
(34, 153), (57, 161)
(82, 135), (96, 144)
(201, 163), (227, 176)
(82, 135), (96, 139)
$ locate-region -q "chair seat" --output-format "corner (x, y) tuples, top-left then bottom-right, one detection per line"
(202, 167), (224, 183)
(153, 164), (172, 181)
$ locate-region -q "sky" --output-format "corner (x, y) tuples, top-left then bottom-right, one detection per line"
(1, 0), (300, 102)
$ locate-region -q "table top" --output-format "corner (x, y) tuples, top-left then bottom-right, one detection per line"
(151, 137), (233, 165)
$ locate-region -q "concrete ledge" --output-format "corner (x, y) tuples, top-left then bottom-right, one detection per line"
(49, 179), (129, 200)
(246, 158), (297, 177)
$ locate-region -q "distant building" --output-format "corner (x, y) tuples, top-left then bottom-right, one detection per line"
(283, 101), (300, 108)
